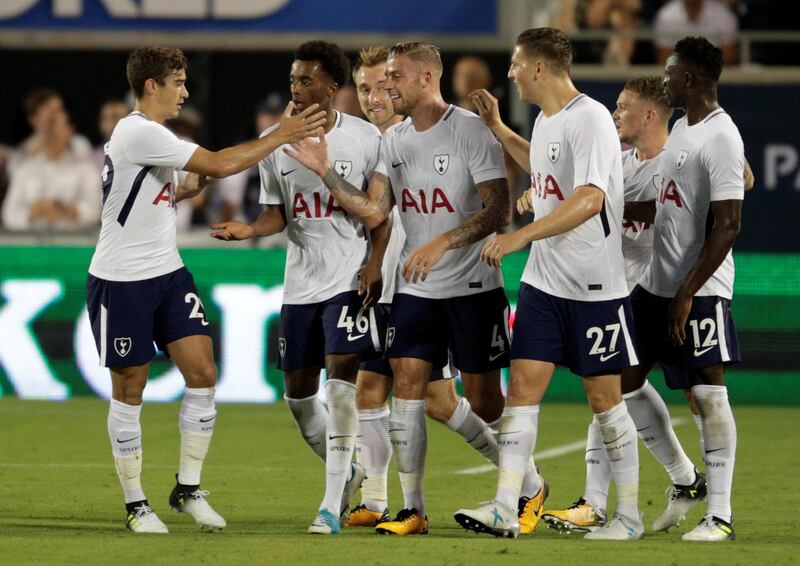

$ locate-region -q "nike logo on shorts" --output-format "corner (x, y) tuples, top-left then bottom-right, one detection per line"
(347, 333), (366, 342)
(693, 346), (714, 357)
(489, 351), (504, 361)
(599, 351), (620, 362)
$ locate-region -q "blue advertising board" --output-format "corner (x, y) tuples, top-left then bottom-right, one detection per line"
(0, 0), (497, 33)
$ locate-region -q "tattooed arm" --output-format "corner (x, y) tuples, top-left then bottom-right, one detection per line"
(403, 177), (511, 283)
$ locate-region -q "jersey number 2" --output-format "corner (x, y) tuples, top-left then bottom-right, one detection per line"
(185, 292), (209, 326)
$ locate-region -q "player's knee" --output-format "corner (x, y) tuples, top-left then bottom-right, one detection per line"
(586, 388), (622, 413)
(356, 381), (387, 410)
(466, 395), (503, 423)
(326, 355), (360, 382)
(185, 364), (217, 388)
(424, 391), (457, 423)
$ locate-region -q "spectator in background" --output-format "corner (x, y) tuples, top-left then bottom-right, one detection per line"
(654, 0), (739, 64)
(452, 55), (493, 113)
(166, 106), (208, 230)
(2, 110), (100, 231)
(214, 94), (287, 224)
(554, 0), (643, 65)
(6, 88), (92, 179)
(333, 84), (365, 119)
(91, 98), (131, 172)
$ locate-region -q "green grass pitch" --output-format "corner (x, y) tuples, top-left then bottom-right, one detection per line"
(1, 398), (798, 564)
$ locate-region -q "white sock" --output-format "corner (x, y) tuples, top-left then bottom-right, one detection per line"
(357, 405), (392, 512)
(624, 380), (695, 486)
(320, 379), (357, 514)
(391, 398), (427, 515)
(446, 397), (499, 465)
(178, 387), (216, 486)
(583, 416), (610, 515)
(495, 405), (539, 511)
(285, 393), (328, 463)
(693, 412), (705, 455)
(693, 385), (736, 523)
(108, 399), (145, 504)
(595, 402), (639, 524)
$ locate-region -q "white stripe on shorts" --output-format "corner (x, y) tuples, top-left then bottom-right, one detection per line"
(99, 304), (108, 366)
(617, 305), (639, 367)
(715, 299), (731, 362)
(369, 307), (381, 352)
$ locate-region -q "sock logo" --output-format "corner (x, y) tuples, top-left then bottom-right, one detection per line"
(114, 337), (132, 358)
(116, 435), (140, 444)
(199, 415), (216, 423)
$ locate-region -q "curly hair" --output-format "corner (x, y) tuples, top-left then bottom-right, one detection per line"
(294, 40), (350, 87)
(127, 46), (188, 99)
(674, 36), (723, 82)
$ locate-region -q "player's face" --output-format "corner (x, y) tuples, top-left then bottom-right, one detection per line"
(154, 69), (188, 120)
(662, 54), (685, 108)
(612, 89), (647, 144)
(507, 45), (536, 103)
(290, 60), (335, 115)
(355, 64), (396, 128)
(384, 55), (423, 115)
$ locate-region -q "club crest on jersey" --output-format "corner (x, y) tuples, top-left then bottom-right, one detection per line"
(114, 337), (132, 358)
(433, 154), (449, 175)
(386, 327), (396, 348)
(547, 142), (561, 164)
(279, 338), (286, 358)
(334, 160), (353, 178)
(676, 150), (689, 170)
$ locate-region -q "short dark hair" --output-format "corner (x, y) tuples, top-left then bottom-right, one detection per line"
(516, 28), (573, 75)
(624, 76), (673, 120)
(127, 46), (188, 99)
(24, 88), (60, 117)
(352, 45), (390, 80)
(294, 40), (350, 87)
(674, 36), (723, 82)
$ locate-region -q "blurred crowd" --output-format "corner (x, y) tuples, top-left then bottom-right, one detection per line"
(0, 0), (787, 235)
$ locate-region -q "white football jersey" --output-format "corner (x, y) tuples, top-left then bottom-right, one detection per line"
(620, 148), (662, 290)
(641, 109), (744, 299)
(89, 112), (198, 281)
(521, 94), (628, 301)
(375, 105), (506, 299)
(378, 207), (404, 305)
(260, 111), (380, 305)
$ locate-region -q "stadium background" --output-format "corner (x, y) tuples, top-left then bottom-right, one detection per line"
(0, 0), (798, 406)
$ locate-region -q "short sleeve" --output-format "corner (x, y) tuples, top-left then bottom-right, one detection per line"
(120, 120), (198, 169)
(703, 129), (745, 202)
(362, 130), (382, 177)
(374, 136), (389, 177)
(258, 154), (282, 205)
(464, 119), (506, 185)
(568, 106), (618, 194)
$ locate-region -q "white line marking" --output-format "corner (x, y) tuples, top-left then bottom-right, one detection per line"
(0, 462), (271, 472)
(455, 416), (688, 475)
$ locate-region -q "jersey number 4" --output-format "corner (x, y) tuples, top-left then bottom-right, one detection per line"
(337, 306), (368, 338)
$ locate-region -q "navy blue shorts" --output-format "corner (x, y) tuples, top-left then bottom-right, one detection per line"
(386, 288), (510, 373)
(511, 283), (639, 377)
(278, 290), (381, 371)
(359, 303), (449, 381)
(631, 286), (740, 375)
(86, 267), (211, 368)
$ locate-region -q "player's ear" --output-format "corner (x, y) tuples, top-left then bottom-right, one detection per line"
(144, 78), (158, 95)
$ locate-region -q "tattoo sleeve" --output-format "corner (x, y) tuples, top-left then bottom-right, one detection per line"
(443, 177), (511, 249)
(321, 168), (394, 228)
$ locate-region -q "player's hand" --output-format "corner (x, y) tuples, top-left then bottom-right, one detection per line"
(358, 260), (383, 308)
(516, 188), (533, 215)
(469, 89), (502, 130)
(210, 221), (255, 241)
(666, 292), (693, 346)
(276, 102), (327, 144)
(480, 231), (527, 268)
(283, 128), (330, 177)
(402, 235), (449, 284)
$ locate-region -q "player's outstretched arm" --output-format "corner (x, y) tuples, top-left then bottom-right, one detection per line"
(470, 89), (532, 174)
(283, 128), (393, 228)
(481, 184), (604, 267)
(403, 177), (510, 283)
(666, 199), (742, 345)
(210, 204), (287, 241)
(176, 173), (209, 202)
(359, 215), (392, 308)
(185, 103), (326, 179)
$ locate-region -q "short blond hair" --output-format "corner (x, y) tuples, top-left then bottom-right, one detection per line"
(352, 46), (390, 81)
(388, 42), (443, 75)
